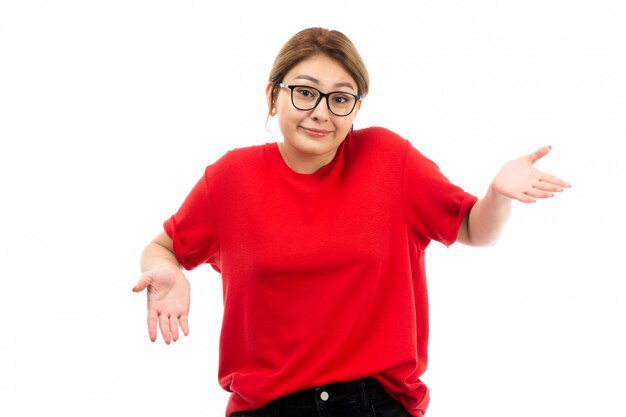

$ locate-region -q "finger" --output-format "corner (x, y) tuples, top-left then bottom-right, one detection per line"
(540, 173), (571, 188)
(170, 316), (180, 342)
(158, 313), (172, 345)
(529, 145), (552, 165)
(179, 314), (189, 337)
(148, 310), (158, 342)
(132, 273), (153, 293)
(534, 180), (564, 193)
(525, 188), (554, 199)
(511, 190), (536, 204)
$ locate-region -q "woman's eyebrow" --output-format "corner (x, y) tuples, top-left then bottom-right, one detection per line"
(293, 74), (356, 91)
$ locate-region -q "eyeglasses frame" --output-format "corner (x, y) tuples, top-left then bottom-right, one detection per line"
(278, 83), (361, 117)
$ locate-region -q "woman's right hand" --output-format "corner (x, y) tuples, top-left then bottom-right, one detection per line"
(133, 266), (191, 344)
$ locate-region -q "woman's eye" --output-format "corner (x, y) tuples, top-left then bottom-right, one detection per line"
(296, 88), (315, 97)
(333, 95), (349, 104)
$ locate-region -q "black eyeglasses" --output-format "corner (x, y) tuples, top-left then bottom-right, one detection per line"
(278, 83), (360, 117)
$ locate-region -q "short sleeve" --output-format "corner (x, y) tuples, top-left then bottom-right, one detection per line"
(163, 162), (222, 271)
(403, 141), (477, 247)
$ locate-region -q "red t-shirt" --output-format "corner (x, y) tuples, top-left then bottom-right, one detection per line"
(164, 127), (477, 417)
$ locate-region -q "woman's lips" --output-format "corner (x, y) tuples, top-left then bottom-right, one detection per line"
(301, 126), (331, 137)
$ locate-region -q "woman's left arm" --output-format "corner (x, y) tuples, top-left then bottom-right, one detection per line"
(457, 146), (571, 247)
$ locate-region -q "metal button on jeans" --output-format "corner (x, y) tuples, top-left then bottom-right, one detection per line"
(320, 391), (329, 401)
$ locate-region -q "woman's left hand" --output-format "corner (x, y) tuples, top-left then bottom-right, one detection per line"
(491, 146), (571, 203)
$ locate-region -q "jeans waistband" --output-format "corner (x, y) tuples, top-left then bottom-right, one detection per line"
(270, 377), (382, 409)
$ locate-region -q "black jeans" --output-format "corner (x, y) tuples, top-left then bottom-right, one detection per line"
(230, 378), (414, 417)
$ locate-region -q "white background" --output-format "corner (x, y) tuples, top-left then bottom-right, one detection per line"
(1, 1), (625, 416)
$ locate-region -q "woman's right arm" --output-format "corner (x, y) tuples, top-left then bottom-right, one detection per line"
(133, 231), (191, 344)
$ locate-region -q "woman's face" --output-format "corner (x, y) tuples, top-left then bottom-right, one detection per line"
(268, 54), (361, 173)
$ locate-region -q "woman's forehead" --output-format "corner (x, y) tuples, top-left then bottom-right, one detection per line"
(284, 55), (357, 91)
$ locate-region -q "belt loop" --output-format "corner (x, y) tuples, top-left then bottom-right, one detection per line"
(357, 378), (370, 412)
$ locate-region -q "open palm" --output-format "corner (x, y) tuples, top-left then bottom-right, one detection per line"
(133, 267), (190, 344)
(492, 146), (570, 203)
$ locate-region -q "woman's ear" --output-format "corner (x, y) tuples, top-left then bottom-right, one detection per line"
(266, 82), (275, 115)
(350, 99), (363, 124)
(354, 99), (362, 115)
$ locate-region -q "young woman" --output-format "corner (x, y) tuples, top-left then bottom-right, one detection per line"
(133, 27), (570, 417)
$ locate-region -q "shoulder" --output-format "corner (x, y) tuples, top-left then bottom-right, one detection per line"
(220, 143), (273, 164)
(351, 126), (407, 146)
(207, 143), (274, 171)
(201, 143), (274, 185)
(349, 127), (443, 174)
(348, 127), (409, 157)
